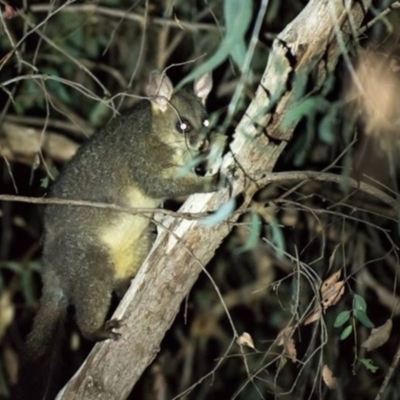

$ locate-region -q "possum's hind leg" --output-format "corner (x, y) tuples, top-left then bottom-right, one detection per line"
(68, 242), (121, 341)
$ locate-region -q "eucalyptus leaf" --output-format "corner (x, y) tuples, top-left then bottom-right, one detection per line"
(319, 109), (337, 145)
(270, 219), (285, 258)
(201, 198), (236, 226)
(235, 212), (262, 254)
(282, 96), (330, 130)
(0, 261), (23, 273)
(178, 0), (253, 87)
(21, 269), (36, 305)
(28, 261), (43, 273)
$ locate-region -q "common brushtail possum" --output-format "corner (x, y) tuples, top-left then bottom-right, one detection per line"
(14, 71), (224, 399)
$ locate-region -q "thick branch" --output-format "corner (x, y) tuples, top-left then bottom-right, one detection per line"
(0, 121), (78, 164)
(58, 1), (372, 399)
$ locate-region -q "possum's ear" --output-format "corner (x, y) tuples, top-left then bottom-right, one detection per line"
(194, 73), (213, 104)
(146, 70), (174, 112)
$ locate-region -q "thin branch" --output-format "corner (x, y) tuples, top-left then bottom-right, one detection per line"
(3, 115), (94, 138)
(359, 0), (400, 35)
(259, 170), (398, 214)
(0, 194), (212, 220)
(375, 333), (400, 400)
(29, 3), (220, 32)
(0, 170), (396, 216)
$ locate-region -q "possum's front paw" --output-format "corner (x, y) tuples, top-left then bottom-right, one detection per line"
(103, 318), (122, 340)
(90, 319), (122, 341)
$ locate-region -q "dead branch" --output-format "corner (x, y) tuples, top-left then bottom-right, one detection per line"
(0, 121), (78, 164)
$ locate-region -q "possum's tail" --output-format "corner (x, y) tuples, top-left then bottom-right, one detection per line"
(12, 283), (68, 400)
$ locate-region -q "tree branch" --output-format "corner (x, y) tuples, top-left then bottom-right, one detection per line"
(1, 121), (78, 164)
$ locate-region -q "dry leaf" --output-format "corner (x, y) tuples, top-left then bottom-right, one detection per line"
(321, 270), (341, 295)
(303, 307), (322, 325)
(277, 356), (287, 371)
(361, 319), (392, 352)
(320, 271), (345, 311)
(281, 207), (298, 227)
(237, 332), (255, 350)
(303, 271), (345, 325)
(322, 364), (338, 389)
(174, 13), (185, 30)
(277, 325), (297, 362)
(0, 290), (15, 340)
(4, 4), (16, 19)
(283, 336), (297, 362)
(322, 281), (345, 310)
(3, 346), (19, 384)
(277, 325), (295, 346)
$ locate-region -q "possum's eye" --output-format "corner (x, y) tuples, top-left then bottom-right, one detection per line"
(203, 119), (209, 128)
(176, 120), (191, 134)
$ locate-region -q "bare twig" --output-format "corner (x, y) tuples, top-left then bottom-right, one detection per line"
(375, 337), (400, 400)
(30, 3), (220, 32)
(359, 0), (400, 35)
(0, 169), (396, 215)
(0, 194), (212, 220)
(260, 170), (398, 215)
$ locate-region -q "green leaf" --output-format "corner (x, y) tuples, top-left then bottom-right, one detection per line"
(270, 219), (285, 258)
(42, 67), (73, 104)
(235, 212), (262, 254)
(178, 0), (252, 87)
(27, 261), (42, 273)
(353, 294), (367, 312)
(282, 96), (330, 131)
(354, 309), (375, 329)
(291, 135), (310, 167)
(20, 269), (36, 305)
(321, 73), (336, 97)
(224, 0), (252, 35)
(15, 80), (44, 113)
(201, 198), (236, 226)
(359, 358), (379, 373)
(17, 262), (41, 304)
(89, 101), (112, 127)
(41, 166), (58, 188)
(40, 176), (50, 189)
(334, 310), (351, 328)
(0, 261), (23, 273)
(340, 325), (353, 340)
(319, 109), (337, 145)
